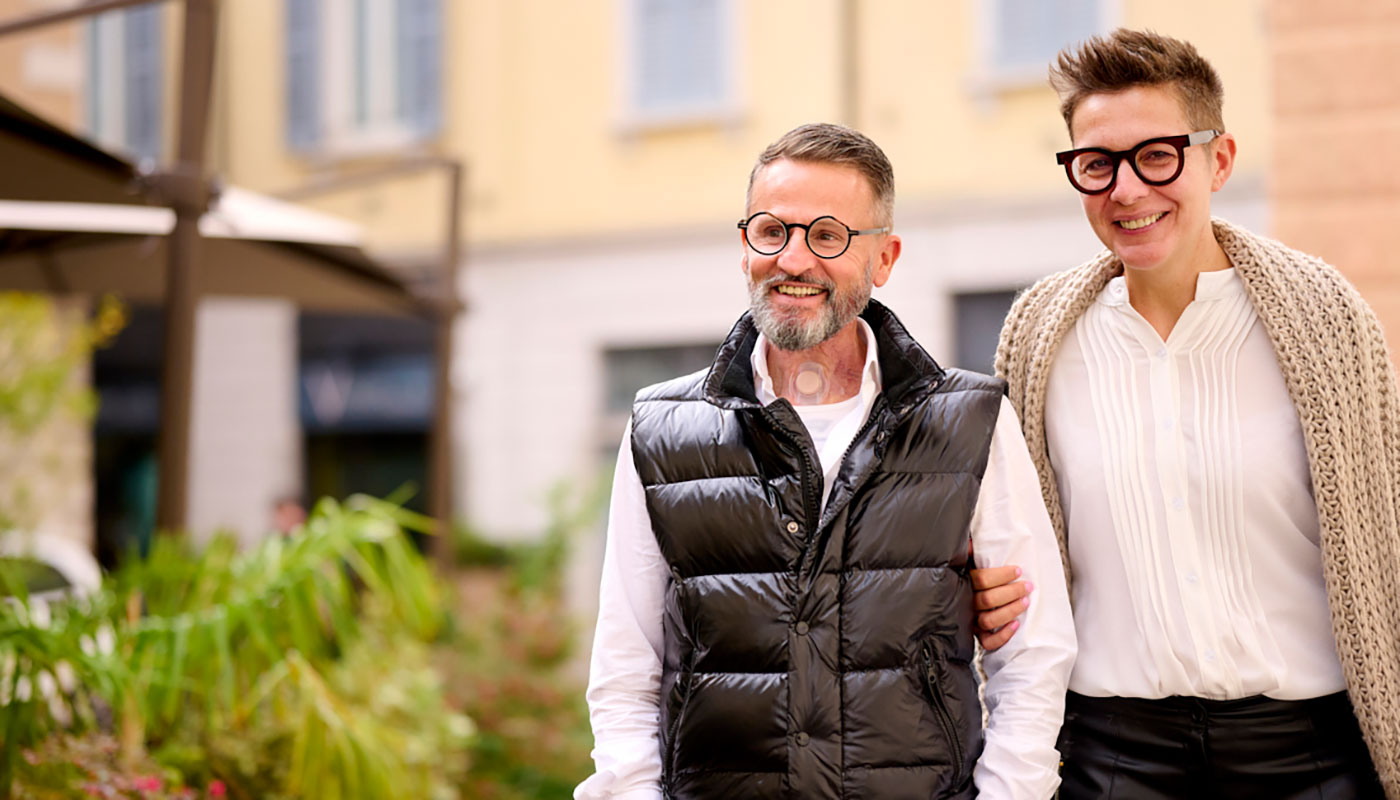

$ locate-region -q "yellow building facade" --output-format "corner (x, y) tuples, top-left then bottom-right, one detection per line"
(3, 1), (1281, 561)
(204, 1), (1271, 250)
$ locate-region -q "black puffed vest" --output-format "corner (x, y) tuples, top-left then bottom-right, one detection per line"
(630, 301), (1005, 800)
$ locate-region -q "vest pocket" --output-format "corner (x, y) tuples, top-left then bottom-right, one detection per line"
(919, 641), (967, 788)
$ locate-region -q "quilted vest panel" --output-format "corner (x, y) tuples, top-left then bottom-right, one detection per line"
(632, 363), (1003, 800)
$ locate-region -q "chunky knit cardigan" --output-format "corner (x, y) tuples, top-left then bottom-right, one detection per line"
(995, 218), (1400, 796)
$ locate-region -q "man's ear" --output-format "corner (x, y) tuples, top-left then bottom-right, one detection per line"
(1210, 132), (1237, 193)
(872, 234), (901, 288)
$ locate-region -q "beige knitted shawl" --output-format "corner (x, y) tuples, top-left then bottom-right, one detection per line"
(995, 218), (1400, 795)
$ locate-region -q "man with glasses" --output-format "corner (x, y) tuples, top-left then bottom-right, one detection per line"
(972, 29), (1398, 798)
(576, 123), (1076, 799)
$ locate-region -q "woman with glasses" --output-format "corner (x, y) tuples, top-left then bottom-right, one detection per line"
(971, 28), (1398, 799)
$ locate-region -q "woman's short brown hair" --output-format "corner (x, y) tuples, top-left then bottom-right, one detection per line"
(1050, 29), (1225, 138)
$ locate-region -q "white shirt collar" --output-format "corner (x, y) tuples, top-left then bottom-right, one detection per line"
(1099, 267), (1242, 308)
(752, 318), (882, 406)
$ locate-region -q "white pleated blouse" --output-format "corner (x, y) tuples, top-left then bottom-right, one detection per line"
(1045, 268), (1347, 701)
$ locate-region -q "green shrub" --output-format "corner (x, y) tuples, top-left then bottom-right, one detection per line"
(1, 496), (472, 800)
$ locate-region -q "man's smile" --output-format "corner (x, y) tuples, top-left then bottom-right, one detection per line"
(774, 284), (827, 298)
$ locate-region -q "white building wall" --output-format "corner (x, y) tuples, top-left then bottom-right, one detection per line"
(187, 297), (301, 548)
(461, 232), (748, 540)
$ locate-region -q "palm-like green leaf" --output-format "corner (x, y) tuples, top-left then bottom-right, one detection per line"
(1, 495), (462, 799)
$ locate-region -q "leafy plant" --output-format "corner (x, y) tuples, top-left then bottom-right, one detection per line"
(1, 496), (472, 800)
(0, 293), (123, 534)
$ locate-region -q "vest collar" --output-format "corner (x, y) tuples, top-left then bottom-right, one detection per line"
(703, 299), (946, 413)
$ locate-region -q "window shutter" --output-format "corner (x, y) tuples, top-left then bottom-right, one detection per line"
(123, 6), (163, 162)
(634, 0), (723, 113)
(86, 20), (104, 138)
(396, 0), (442, 136)
(287, 0), (321, 149)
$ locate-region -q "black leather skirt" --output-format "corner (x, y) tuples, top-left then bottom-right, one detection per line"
(1056, 690), (1384, 799)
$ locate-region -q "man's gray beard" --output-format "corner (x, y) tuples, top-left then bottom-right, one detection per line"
(748, 264), (874, 352)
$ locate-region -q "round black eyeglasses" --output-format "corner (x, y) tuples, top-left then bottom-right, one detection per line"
(737, 212), (889, 259)
(1056, 130), (1220, 195)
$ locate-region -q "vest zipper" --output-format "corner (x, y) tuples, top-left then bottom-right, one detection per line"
(760, 407), (822, 545)
(814, 395), (890, 528)
(920, 641), (967, 787)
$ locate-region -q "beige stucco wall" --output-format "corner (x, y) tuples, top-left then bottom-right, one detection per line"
(0, 0), (84, 126)
(209, 1), (1270, 252)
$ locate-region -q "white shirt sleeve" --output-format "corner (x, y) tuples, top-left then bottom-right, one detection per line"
(575, 421), (668, 800)
(971, 396), (1078, 800)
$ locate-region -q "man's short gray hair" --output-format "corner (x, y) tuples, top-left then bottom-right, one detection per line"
(746, 123), (895, 227)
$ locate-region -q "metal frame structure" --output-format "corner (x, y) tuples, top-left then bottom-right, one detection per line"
(0, 0), (460, 547)
(280, 158), (466, 551)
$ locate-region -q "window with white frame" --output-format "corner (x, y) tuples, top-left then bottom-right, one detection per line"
(625, 0), (734, 124)
(286, 0), (442, 154)
(86, 6), (164, 163)
(988, 0), (1104, 80)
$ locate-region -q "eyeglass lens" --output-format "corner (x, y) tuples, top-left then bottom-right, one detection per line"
(745, 213), (852, 258)
(1069, 141), (1183, 193)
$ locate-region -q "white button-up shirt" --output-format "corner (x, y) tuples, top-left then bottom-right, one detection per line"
(578, 320), (1077, 800)
(1046, 269), (1346, 701)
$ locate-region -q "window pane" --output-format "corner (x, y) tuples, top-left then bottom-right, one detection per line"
(122, 6), (162, 162)
(994, 0), (1098, 69)
(604, 344), (720, 413)
(396, 0), (442, 134)
(954, 290), (1021, 376)
(634, 0), (725, 112)
(354, 0), (371, 126)
(286, 0), (321, 148)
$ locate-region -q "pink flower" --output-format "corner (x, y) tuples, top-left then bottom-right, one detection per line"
(208, 780), (227, 797)
(82, 784), (102, 797)
(134, 775), (162, 793)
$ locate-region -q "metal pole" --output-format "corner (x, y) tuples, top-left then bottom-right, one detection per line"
(0, 0), (165, 38)
(427, 162), (463, 554)
(154, 0), (218, 533)
(276, 158), (465, 557)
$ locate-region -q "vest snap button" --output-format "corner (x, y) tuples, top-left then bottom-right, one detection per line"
(785, 521), (800, 534)
(795, 732), (810, 746)
(794, 621), (809, 635)
(876, 430), (887, 442)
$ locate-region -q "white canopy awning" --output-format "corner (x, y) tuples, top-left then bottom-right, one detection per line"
(0, 93), (428, 316)
(0, 186), (362, 245)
